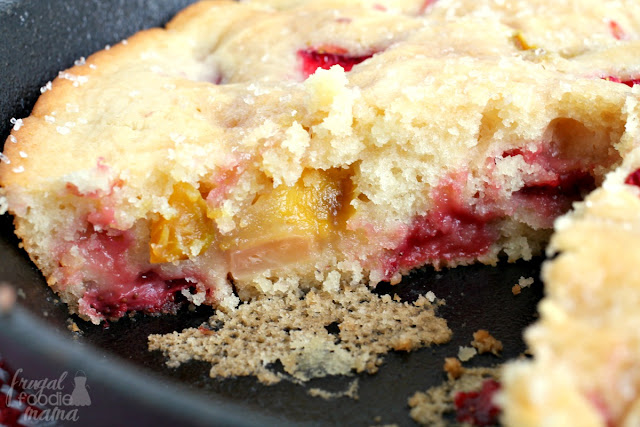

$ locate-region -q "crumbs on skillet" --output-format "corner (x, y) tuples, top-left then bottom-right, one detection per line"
(471, 330), (503, 357)
(511, 276), (534, 295)
(148, 285), (451, 385)
(307, 378), (360, 400)
(408, 366), (501, 427)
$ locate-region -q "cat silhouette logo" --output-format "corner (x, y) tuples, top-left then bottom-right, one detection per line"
(69, 371), (91, 406)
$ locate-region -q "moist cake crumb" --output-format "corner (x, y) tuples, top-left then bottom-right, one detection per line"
(471, 330), (503, 356)
(426, 291), (436, 302)
(443, 357), (464, 380)
(148, 285), (451, 384)
(512, 276), (534, 295)
(66, 319), (81, 334)
(517, 276), (534, 288)
(458, 346), (478, 362)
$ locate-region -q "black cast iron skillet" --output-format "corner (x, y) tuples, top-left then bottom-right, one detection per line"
(0, 1), (544, 425)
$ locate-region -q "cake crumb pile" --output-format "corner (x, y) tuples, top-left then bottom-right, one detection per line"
(408, 367), (500, 427)
(471, 329), (503, 356)
(512, 276), (534, 295)
(443, 357), (464, 380)
(148, 286), (451, 384)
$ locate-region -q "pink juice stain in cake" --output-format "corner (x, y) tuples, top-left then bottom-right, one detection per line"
(65, 158), (122, 199)
(511, 170), (595, 225)
(383, 142), (599, 278)
(383, 180), (500, 279)
(501, 147), (596, 226)
(77, 227), (136, 284)
(74, 226), (190, 320)
(298, 45), (374, 78)
(82, 274), (191, 319)
(87, 206), (116, 229)
(608, 20), (627, 40)
(586, 392), (615, 427)
(454, 379), (502, 426)
(418, 0), (439, 14)
(205, 163), (244, 207)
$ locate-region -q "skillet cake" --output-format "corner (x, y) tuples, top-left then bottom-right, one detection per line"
(3, 1), (640, 425)
(1, 0), (640, 326)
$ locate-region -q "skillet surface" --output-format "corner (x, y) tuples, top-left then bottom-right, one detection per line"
(0, 1), (544, 425)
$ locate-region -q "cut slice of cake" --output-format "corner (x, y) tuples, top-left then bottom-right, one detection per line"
(1, 0), (640, 323)
(499, 145), (640, 426)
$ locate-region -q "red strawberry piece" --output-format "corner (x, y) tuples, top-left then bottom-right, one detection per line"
(454, 379), (502, 426)
(603, 76), (640, 87)
(625, 168), (640, 188)
(298, 45), (373, 78)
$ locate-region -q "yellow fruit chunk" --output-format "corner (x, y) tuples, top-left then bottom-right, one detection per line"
(232, 168), (353, 246)
(150, 182), (216, 263)
(512, 32), (537, 51)
(226, 168), (354, 276)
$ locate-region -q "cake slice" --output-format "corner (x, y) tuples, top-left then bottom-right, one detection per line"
(1, 0), (639, 323)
